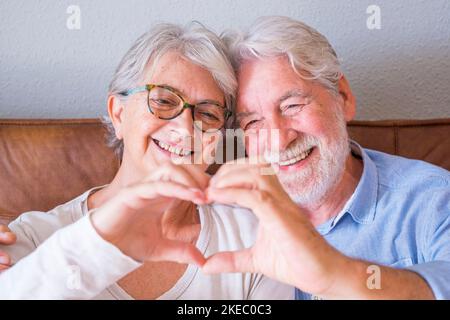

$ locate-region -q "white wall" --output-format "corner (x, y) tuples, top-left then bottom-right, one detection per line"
(1, 0), (449, 120)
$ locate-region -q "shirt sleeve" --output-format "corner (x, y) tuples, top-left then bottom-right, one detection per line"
(405, 188), (450, 300)
(0, 214), (141, 299)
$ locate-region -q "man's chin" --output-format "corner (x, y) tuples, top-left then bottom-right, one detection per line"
(279, 175), (315, 202)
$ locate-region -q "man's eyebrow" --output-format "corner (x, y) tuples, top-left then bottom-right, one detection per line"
(198, 98), (225, 106)
(277, 89), (310, 104)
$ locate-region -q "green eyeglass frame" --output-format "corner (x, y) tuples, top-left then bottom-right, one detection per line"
(119, 84), (232, 131)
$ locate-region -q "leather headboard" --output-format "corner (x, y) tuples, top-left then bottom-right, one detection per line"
(1, 118), (449, 224)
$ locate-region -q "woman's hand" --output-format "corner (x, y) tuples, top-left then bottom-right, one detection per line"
(0, 225), (16, 272)
(90, 162), (210, 267)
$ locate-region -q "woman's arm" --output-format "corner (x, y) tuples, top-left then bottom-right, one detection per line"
(0, 214), (141, 299)
(0, 225), (16, 272)
(0, 165), (209, 299)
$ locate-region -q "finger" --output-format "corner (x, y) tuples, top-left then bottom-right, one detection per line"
(118, 181), (207, 211)
(0, 264), (10, 272)
(153, 239), (206, 267)
(0, 232), (16, 245)
(147, 163), (203, 189)
(152, 163), (211, 191)
(207, 187), (257, 207)
(210, 166), (261, 190)
(177, 164), (211, 190)
(0, 225), (11, 233)
(202, 249), (254, 274)
(212, 158), (270, 183)
(0, 253), (11, 266)
(207, 187), (275, 221)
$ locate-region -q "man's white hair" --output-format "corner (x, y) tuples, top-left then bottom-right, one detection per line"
(104, 22), (237, 159)
(222, 16), (342, 93)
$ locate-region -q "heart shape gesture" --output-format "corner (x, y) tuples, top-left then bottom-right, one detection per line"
(202, 159), (349, 297)
(91, 158), (347, 298)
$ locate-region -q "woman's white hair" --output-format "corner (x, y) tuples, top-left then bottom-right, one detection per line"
(222, 16), (342, 93)
(103, 22), (237, 159)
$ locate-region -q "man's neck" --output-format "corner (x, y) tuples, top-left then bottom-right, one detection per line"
(302, 153), (363, 227)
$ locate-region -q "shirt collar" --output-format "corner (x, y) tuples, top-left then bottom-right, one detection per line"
(316, 140), (379, 234)
(344, 140), (379, 225)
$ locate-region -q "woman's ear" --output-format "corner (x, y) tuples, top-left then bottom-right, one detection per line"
(337, 76), (356, 122)
(107, 95), (125, 140)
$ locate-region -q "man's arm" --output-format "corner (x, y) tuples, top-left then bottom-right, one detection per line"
(322, 258), (435, 299)
(203, 161), (445, 299)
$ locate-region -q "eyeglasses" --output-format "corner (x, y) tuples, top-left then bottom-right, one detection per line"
(119, 84), (232, 132)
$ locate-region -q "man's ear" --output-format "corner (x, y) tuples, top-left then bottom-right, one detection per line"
(107, 95), (125, 140)
(337, 76), (356, 122)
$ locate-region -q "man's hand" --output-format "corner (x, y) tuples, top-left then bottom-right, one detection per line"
(203, 160), (435, 299)
(91, 163), (210, 267)
(202, 160), (351, 296)
(0, 225), (16, 272)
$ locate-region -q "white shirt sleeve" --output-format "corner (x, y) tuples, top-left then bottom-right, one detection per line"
(0, 214), (141, 299)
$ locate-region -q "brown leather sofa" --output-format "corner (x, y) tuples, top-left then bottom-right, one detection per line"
(1, 118), (449, 225)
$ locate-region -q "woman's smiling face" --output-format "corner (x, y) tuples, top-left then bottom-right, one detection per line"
(109, 51), (226, 178)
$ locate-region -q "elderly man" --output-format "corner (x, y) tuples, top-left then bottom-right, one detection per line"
(202, 16), (450, 299)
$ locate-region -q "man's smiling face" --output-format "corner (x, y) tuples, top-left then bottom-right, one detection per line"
(236, 55), (355, 205)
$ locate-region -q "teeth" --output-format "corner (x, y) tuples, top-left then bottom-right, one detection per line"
(154, 139), (192, 157)
(278, 148), (312, 166)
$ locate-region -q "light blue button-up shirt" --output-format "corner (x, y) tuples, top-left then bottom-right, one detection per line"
(295, 141), (450, 300)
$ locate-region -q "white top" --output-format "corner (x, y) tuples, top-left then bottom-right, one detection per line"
(0, 187), (293, 300)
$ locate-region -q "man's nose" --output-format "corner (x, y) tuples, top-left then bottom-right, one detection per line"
(266, 116), (298, 152)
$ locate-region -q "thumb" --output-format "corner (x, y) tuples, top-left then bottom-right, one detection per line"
(202, 248), (254, 274)
(152, 239), (206, 267)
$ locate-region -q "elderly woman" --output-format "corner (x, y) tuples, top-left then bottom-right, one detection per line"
(0, 22), (292, 299)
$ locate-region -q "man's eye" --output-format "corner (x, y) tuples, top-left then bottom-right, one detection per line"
(282, 104), (305, 115)
(244, 119), (261, 131)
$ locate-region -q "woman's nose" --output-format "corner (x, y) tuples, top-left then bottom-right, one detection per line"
(169, 107), (195, 136)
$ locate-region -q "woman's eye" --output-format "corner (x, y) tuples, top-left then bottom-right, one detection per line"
(158, 99), (171, 105)
(153, 99), (176, 106)
(200, 112), (219, 121)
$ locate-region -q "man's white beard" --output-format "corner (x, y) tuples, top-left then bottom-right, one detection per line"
(276, 109), (350, 206)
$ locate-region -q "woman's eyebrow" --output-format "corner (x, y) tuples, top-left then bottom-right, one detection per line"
(236, 111), (258, 122)
(159, 83), (224, 105)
